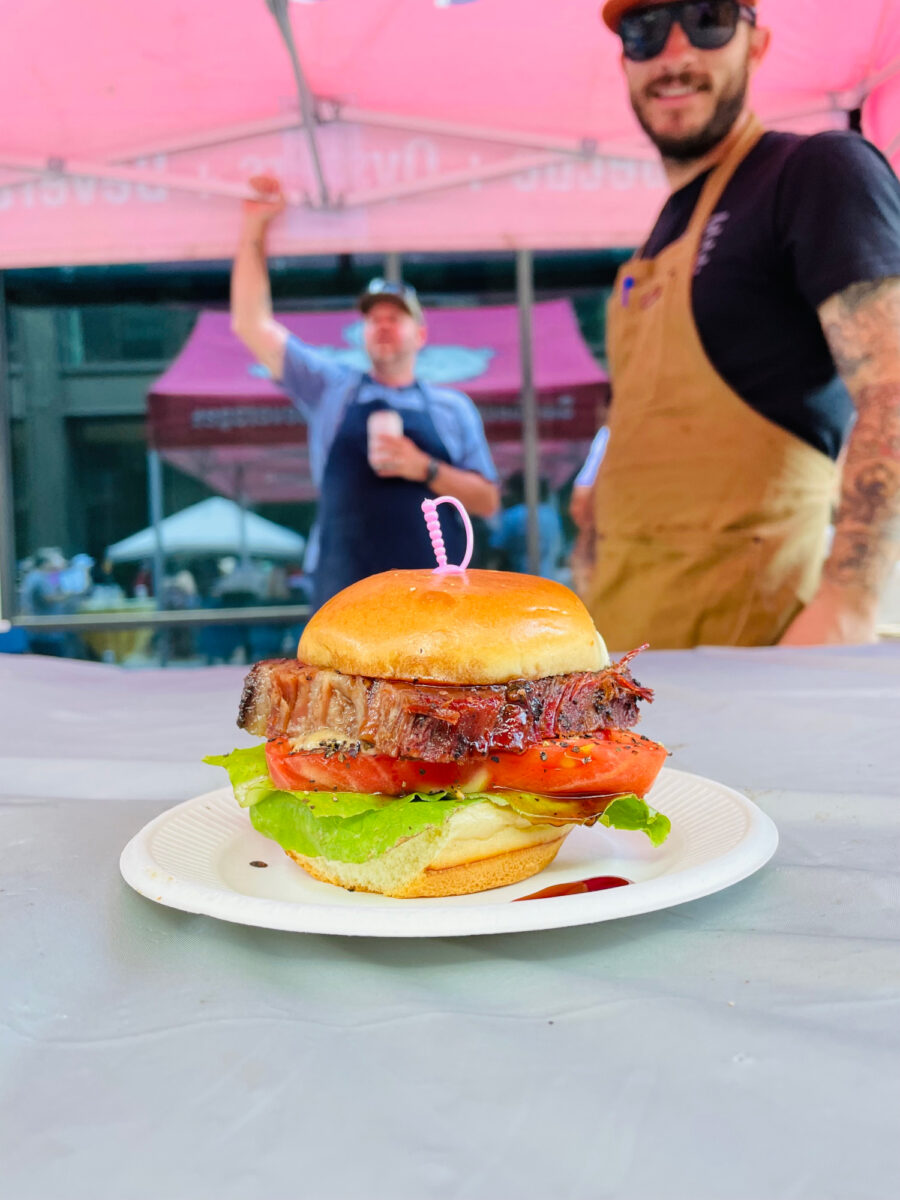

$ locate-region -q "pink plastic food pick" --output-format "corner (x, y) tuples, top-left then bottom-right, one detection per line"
(421, 496), (474, 574)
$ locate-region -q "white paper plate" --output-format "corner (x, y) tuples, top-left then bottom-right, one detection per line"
(119, 768), (778, 938)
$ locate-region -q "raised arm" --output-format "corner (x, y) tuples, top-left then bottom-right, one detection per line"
(781, 277), (900, 644)
(230, 175), (290, 381)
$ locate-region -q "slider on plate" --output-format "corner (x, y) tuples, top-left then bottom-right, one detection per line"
(207, 568), (669, 898)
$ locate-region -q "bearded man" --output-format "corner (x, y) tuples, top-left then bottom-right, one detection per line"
(231, 176), (499, 608)
(589, 1), (900, 647)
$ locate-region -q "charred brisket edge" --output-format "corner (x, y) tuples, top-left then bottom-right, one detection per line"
(237, 655), (652, 739)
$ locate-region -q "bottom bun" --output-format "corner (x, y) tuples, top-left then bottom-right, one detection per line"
(282, 801), (572, 898)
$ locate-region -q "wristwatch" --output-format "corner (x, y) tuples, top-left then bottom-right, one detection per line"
(424, 457), (441, 488)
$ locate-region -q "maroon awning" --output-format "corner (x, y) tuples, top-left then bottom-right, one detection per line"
(148, 300), (608, 500)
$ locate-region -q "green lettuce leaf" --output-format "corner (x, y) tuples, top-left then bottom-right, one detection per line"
(489, 789), (670, 846)
(204, 744), (671, 864)
(598, 794), (671, 847)
(203, 745), (272, 809)
(204, 745), (468, 818)
(249, 789), (482, 863)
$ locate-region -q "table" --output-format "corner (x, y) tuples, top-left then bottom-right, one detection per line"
(2, 647), (899, 1200)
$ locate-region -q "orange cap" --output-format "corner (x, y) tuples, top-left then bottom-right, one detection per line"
(602, 0), (756, 34)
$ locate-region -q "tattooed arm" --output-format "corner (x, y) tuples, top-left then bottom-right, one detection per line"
(781, 278), (900, 644)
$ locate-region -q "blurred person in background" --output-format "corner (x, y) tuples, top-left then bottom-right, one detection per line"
(230, 175), (500, 609)
(210, 557), (265, 605)
(592, 0), (900, 647)
(90, 559), (125, 602)
(163, 568), (199, 610)
(21, 548), (67, 618)
(569, 426), (610, 598)
(490, 471), (563, 579)
(265, 563), (290, 602)
(20, 549), (78, 657)
(165, 568), (200, 658)
(132, 561), (153, 598)
(59, 553), (94, 601)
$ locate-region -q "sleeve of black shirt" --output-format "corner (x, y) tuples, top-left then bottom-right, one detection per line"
(774, 130), (900, 311)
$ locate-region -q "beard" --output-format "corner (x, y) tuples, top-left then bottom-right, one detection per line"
(631, 63), (749, 162)
(369, 344), (402, 369)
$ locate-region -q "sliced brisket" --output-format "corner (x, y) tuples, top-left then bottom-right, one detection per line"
(239, 657), (652, 762)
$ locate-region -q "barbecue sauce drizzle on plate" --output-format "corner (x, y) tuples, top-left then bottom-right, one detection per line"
(514, 876), (631, 901)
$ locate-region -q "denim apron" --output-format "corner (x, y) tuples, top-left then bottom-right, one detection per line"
(312, 380), (466, 609)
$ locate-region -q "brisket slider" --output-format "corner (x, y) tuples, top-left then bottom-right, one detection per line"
(207, 568), (669, 898)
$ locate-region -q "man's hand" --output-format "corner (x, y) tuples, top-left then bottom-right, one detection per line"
(243, 174), (286, 231)
(369, 433), (429, 481)
(368, 433), (500, 516)
(569, 484), (594, 531)
(779, 580), (878, 645)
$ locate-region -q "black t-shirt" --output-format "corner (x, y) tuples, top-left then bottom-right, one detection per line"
(640, 130), (900, 459)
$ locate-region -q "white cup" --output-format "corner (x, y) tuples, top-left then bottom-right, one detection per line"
(367, 409), (403, 468)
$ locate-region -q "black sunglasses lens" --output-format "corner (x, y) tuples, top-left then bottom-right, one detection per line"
(620, 8), (674, 61)
(619, 1), (742, 60)
(681, 1), (740, 49)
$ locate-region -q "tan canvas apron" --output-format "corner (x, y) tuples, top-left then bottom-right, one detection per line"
(588, 114), (838, 650)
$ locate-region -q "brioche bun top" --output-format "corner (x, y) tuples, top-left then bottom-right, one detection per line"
(298, 569), (609, 684)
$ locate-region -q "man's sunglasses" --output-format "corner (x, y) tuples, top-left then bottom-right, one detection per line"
(617, 1), (757, 63)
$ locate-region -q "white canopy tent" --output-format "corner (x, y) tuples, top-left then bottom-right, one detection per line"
(105, 497), (305, 564)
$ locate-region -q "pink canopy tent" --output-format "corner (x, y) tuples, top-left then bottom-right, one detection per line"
(2, 0), (899, 613)
(0, 0), (898, 267)
(149, 301), (609, 502)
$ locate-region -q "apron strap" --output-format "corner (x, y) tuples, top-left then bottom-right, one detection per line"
(630, 112), (766, 263)
(414, 380), (434, 418)
(327, 375), (368, 446)
(345, 376), (431, 423)
(685, 112), (766, 240)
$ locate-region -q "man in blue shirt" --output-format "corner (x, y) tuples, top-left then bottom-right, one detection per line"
(568, 426), (610, 598)
(490, 472), (563, 579)
(568, 426), (610, 534)
(230, 175), (500, 608)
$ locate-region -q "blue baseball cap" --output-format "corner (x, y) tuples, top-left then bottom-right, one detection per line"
(358, 277), (425, 324)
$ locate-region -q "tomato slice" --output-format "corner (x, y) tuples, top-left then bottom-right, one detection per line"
(266, 729), (666, 799)
(265, 739), (479, 795)
(487, 730), (667, 797)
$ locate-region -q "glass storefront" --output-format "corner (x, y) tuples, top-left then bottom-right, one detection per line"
(1, 252), (620, 665)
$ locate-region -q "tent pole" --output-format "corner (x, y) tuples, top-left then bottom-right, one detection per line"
(0, 154), (289, 205)
(100, 113), (307, 161)
(342, 150), (562, 210)
(236, 466), (250, 568)
(148, 449), (166, 600)
(265, 0), (331, 209)
(0, 272), (16, 624)
(516, 249), (541, 576)
(147, 449), (168, 666)
(384, 253), (402, 284)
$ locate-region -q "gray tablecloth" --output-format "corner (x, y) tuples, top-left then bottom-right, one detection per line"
(2, 647), (899, 1200)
